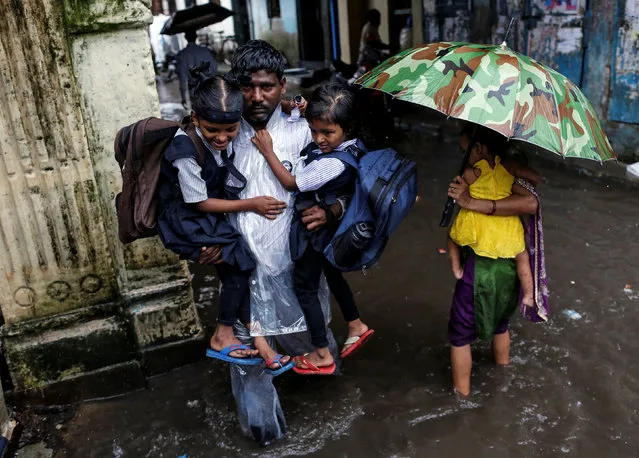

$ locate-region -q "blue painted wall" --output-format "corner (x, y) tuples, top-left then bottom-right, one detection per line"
(608, 0), (639, 123)
(421, 0), (639, 158)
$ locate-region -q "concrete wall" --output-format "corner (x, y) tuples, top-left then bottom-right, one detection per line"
(0, 0), (204, 404)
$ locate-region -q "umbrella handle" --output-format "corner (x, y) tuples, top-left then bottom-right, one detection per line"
(439, 196), (456, 227)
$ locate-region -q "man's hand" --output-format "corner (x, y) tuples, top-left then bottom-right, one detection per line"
(281, 97), (307, 116)
(251, 129), (274, 156)
(447, 176), (472, 209)
(295, 97), (308, 116)
(301, 202), (342, 232)
(198, 246), (223, 265)
(301, 205), (327, 232)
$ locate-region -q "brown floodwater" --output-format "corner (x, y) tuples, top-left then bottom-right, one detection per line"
(55, 126), (639, 458)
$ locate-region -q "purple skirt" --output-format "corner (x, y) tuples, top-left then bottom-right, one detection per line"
(448, 252), (518, 347)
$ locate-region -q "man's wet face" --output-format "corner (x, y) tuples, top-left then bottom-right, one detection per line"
(241, 70), (285, 127)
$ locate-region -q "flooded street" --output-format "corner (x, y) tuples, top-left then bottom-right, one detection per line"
(46, 124), (639, 458)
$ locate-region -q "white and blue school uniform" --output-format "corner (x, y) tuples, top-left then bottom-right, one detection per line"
(290, 138), (367, 349)
(156, 121), (255, 326)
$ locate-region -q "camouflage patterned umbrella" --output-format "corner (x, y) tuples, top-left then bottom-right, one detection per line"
(355, 42), (615, 161)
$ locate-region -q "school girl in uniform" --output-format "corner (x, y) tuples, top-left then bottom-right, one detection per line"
(156, 64), (292, 374)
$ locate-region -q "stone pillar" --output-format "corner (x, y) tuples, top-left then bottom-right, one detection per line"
(0, 0), (204, 404)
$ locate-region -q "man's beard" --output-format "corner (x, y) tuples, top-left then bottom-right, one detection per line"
(245, 103), (275, 126)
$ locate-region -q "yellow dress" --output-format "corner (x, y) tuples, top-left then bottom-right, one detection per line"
(449, 157), (525, 259)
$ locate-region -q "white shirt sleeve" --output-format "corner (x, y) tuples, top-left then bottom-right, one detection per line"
(295, 158), (346, 193)
(173, 157), (208, 203)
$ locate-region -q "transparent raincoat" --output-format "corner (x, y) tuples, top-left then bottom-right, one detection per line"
(227, 107), (331, 336)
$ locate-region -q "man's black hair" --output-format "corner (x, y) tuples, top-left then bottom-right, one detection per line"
(229, 39), (286, 80)
(185, 29), (197, 43)
(306, 84), (358, 136)
(367, 8), (381, 24)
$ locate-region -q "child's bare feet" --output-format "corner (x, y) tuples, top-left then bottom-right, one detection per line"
(452, 264), (464, 280)
(210, 325), (258, 358)
(253, 336), (291, 369)
(341, 319), (370, 354)
(521, 292), (534, 308)
(294, 347), (334, 369)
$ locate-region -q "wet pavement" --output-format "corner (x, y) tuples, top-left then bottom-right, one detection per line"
(20, 115), (636, 457)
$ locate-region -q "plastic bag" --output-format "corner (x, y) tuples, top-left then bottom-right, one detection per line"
(231, 320), (339, 446)
(228, 113), (330, 336)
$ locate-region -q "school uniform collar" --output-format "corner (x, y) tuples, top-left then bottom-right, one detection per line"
(312, 138), (360, 156)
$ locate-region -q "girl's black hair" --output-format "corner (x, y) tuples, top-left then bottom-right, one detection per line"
(306, 84), (359, 136)
(230, 39), (286, 80)
(188, 62), (244, 120)
(460, 124), (508, 157)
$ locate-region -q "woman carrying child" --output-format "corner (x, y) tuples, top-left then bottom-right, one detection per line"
(446, 124), (543, 396)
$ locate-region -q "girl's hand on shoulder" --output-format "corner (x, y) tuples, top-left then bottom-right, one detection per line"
(296, 98), (308, 116)
(251, 129), (274, 156)
(250, 196), (287, 219)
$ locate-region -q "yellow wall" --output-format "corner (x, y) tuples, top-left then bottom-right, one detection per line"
(338, 0), (422, 63)
(368, 0), (389, 43)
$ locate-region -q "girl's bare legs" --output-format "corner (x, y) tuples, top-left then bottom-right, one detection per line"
(253, 335), (291, 369)
(451, 344), (472, 396)
(515, 250), (534, 307)
(492, 330), (510, 366)
(448, 238), (464, 280)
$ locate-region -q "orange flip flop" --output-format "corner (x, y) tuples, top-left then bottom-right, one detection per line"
(292, 354), (336, 375)
(340, 329), (375, 358)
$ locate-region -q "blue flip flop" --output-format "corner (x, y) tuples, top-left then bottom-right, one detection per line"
(263, 354), (295, 376)
(206, 344), (263, 366)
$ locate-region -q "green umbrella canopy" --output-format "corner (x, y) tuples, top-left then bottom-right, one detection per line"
(355, 42), (615, 162)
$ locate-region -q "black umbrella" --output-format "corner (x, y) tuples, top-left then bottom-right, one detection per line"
(161, 3), (234, 35)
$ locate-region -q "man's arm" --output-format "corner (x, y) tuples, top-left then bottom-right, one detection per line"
(448, 176), (538, 216)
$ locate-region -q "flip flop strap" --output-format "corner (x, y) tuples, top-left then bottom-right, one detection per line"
(220, 344), (249, 356)
(266, 354), (284, 368)
(296, 354), (319, 372)
(344, 336), (361, 346)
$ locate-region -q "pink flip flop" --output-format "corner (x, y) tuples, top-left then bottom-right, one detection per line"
(292, 354), (336, 376)
(340, 329), (375, 358)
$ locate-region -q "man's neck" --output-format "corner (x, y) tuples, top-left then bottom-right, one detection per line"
(245, 103), (281, 130)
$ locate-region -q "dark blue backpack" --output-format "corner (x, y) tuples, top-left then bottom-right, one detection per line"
(323, 148), (417, 272)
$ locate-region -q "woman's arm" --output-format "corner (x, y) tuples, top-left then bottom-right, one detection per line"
(502, 159), (542, 186)
(448, 176), (538, 216)
(251, 129), (298, 191)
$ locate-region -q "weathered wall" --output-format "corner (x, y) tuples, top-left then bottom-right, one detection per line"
(0, 0), (204, 402)
(0, 0), (118, 324)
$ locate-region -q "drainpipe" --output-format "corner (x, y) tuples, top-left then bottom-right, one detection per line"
(329, 0), (340, 60)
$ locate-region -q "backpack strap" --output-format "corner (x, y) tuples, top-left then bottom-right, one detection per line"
(321, 150), (359, 169)
(180, 118), (207, 166)
(223, 145), (247, 199)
